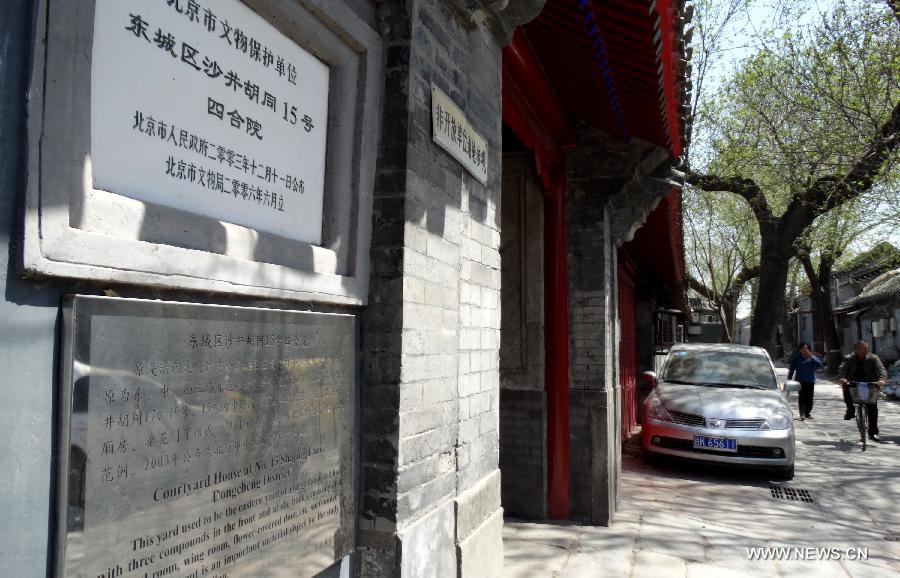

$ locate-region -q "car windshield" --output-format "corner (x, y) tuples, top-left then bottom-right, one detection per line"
(661, 350), (777, 389)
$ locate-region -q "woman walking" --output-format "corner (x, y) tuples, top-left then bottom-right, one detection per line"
(787, 342), (823, 420)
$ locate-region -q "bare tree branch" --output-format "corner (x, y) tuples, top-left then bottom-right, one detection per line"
(725, 265), (760, 298)
(687, 274), (719, 303)
(685, 171), (774, 224)
(803, 100), (900, 212)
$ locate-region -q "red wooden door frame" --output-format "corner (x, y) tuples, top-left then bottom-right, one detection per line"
(618, 253), (638, 440)
(502, 30), (575, 519)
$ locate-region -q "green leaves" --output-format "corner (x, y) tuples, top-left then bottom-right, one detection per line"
(706, 0), (899, 210)
(685, 0), (899, 342)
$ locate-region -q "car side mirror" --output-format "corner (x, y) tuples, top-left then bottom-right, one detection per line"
(642, 371), (658, 388)
(784, 380), (801, 393)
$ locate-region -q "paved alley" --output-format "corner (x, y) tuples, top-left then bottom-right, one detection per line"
(504, 373), (900, 577)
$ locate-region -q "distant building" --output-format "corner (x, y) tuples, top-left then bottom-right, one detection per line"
(832, 242), (900, 310)
(833, 243), (900, 362)
(785, 243), (900, 360)
(787, 293), (820, 353)
(685, 296), (726, 343)
(835, 268), (900, 364)
(735, 317), (752, 345)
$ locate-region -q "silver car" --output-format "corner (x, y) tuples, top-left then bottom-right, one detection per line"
(641, 343), (801, 480)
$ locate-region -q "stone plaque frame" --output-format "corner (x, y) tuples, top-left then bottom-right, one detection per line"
(56, 295), (358, 577)
(23, 0), (382, 305)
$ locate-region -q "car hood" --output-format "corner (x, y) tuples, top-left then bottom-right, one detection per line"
(656, 382), (788, 419)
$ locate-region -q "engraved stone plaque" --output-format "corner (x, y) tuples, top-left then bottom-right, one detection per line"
(57, 296), (356, 578)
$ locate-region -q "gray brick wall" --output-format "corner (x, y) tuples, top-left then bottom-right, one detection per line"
(499, 388), (546, 519)
(563, 123), (673, 524)
(497, 154), (546, 518)
(499, 155), (545, 392)
(565, 126), (634, 396)
(566, 199), (619, 524)
(564, 126), (623, 525)
(358, 4), (411, 574)
(360, 0), (504, 575)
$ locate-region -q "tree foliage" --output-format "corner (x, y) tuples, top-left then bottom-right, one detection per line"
(683, 185), (758, 341)
(685, 0), (900, 352)
(705, 1), (899, 206)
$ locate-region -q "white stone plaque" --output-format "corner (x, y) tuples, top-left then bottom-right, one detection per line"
(431, 85), (488, 185)
(91, 0), (329, 244)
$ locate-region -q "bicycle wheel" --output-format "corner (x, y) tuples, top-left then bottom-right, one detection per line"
(856, 405), (866, 450)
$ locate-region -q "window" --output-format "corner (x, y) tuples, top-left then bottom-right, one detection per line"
(663, 350), (777, 389)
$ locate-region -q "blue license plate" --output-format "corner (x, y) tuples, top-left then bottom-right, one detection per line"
(693, 435), (737, 452)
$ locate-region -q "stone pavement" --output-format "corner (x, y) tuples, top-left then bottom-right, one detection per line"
(504, 371), (900, 577)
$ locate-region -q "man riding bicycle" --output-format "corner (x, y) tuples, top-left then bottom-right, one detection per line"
(837, 340), (887, 442)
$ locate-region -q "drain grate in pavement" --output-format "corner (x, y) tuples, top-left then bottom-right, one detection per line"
(770, 486), (814, 503)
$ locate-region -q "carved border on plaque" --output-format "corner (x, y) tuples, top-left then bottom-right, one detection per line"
(23, 0), (382, 305)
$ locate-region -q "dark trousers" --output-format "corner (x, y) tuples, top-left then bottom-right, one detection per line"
(798, 381), (815, 417)
(843, 384), (879, 435)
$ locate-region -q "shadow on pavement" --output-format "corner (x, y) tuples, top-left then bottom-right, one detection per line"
(799, 438), (859, 452)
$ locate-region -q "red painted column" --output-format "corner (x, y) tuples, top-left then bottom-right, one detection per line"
(544, 180), (569, 519)
(617, 258), (637, 440)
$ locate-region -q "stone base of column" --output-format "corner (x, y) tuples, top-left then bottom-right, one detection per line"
(398, 502), (457, 578)
(455, 470), (504, 578)
(359, 470), (504, 577)
(569, 387), (620, 525)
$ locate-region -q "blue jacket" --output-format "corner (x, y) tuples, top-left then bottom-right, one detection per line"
(788, 353), (823, 383)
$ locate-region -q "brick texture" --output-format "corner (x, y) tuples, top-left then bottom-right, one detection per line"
(498, 388), (546, 519)
(563, 124), (674, 525)
(360, 0), (503, 575)
(497, 154), (546, 518)
(564, 126), (624, 525)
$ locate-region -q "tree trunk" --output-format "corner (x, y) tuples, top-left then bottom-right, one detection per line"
(720, 299), (737, 343)
(749, 238), (793, 356)
(820, 276), (842, 370)
(799, 253), (843, 370)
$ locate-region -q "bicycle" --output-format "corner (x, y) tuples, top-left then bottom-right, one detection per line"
(846, 381), (879, 451)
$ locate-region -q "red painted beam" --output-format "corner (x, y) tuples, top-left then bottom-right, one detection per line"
(501, 70), (564, 188)
(503, 29), (575, 154)
(652, 0), (683, 157)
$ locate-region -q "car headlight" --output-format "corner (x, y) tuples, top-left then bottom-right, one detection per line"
(646, 394), (672, 422)
(760, 409), (792, 430)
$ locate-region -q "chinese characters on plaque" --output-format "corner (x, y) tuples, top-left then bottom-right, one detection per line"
(91, 0), (329, 244)
(59, 297), (355, 578)
(431, 85), (488, 185)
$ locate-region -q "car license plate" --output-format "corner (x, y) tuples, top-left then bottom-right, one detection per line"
(693, 435), (737, 452)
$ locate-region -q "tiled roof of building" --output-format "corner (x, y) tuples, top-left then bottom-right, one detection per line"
(844, 268), (900, 307)
(835, 242), (900, 283)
